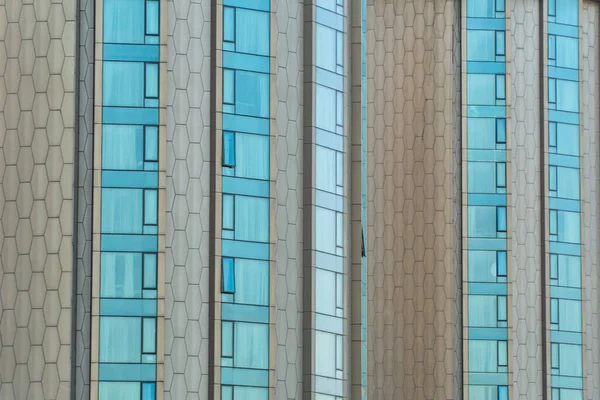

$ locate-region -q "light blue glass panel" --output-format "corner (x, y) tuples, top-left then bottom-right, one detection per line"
(99, 316), (141, 362)
(468, 74), (496, 105)
(558, 255), (581, 288)
(224, 69), (235, 106)
(236, 133), (269, 180)
(467, 0), (495, 18)
(223, 131), (235, 167)
(236, 8), (269, 56)
(100, 298), (157, 317)
(558, 299), (582, 332)
(559, 343), (582, 376)
(104, 0), (144, 44)
(557, 211), (580, 243)
(467, 31), (495, 61)
(316, 85), (336, 132)
(223, 194), (234, 231)
(556, 36), (578, 69)
(234, 387), (269, 400)
(101, 252), (142, 298)
(222, 258), (235, 293)
(99, 382), (140, 400)
(222, 321), (233, 357)
(316, 330), (336, 378)
(145, 126), (158, 161)
(468, 251), (498, 282)
(234, 322), (268, 369)
(142, 317), (156, 353)
(103, 107), (159, 126)
(144, 190), (157, 225)
(468, 385), (497, 400)
(224, 7), (235, 43)
(498, 386), (508, 400)
(558, 389), (583, 400)
(103, 125), (144, 170)
(468, 118), (496, 149)
(145, 63), (159, 98)
(317, 24), (337, 71)
(556, 79), (579, 113)
(468, 206), (497, 238)
(236, 70), (269, 118)
(102, 188), (143, 234)
(469, 340), (497, 372)
(222, 386), (233, 400)
(234, 258), (268, 305)
(555, 0), (578, 26)
(556, 167), (579, 200)
(142, 383), (156, 400)
(316, 146), (337, 193)
(101, 234), (157, 252)
(103, 62), (145, 106)
(468, 162), (495, 193)
(468, 295), (497, 327)
(316, 268), (336, 315)
(234, 196), (269, 242)
(143, 253), (157, 289)
(145, 1), (159, 36)
(316, 207), (336, 254)
(99, 364), (155, 381)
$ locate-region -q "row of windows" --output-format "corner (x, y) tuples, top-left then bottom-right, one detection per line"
(222, 131), (269, 180)
(468, 295), (508, 328)
(468, 162), (506, 194)
(468, 206), (507, 238)
(223, 6), (269, 56)
(222, 194), (269, 242)
(467, 30), (505, 62)
(102, 189), (158, 234)
(103, 125), (158, 171)
(469, 340), (508, 373)
(221, 321), (269, 369)
(104, 62), (159, 108)
(101, 252), (157, 298)
(467, 118), (506, 150)
(467, 74), (506, 106)
(223, 69), (269, 117)
(99, 316), (156, 363)
(104, 0), (159, 45)
(221, 257), (269, 306)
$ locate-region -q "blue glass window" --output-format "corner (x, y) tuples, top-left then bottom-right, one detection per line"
(556, 36), (578, 69)
(549, 0), (556, 17)
(142, 383), (156, 400)
(145, 0), (159, 37)
(104, 0), (145, 44)
(223, 7), (235, 45)
(468, 206), (498, 238)
(558, 343), (582, 376)
(316, 331), (337, 377)
(316, 146), (337, 193)
(145, 126), (158, 162)
(498, 386), (508, 400)
(555, 0), (578, 26)
(233, 387), (268, 400)
(468, 162), (496, 193)
(496, 162), (506, 189)
(101, 252), (142, 298)
(466, 0), (495, 18)
(235, 196), (269, 242)
(223, 131), (235, 168)
(222, 321), (233, 358)
(468, 74), (496, 105)
(316, 85), (337, 133)
(556, 123), (579, 156)
(142, 317), (156, 354)
(104, 62), (145, 107)
(549, 166), (557, 196)
(235, 8), (269, 56)
(317, 24), (336, 71)
(234, 322), (268, 369)
(102, 189), (143, 234)
(558, 299), (582, 332)
(235, 70), (269, 118)
(556, 79), (579, 113)
(222, 257), (235, 294)
(495, 31), (505, 57)
(467, 31), (495, 62)
(495, 0), (505, 12)
(549, 35), (557, 64)
(143, 253), (157, 289)
(223, 69), (235, 109)
(468, 340), (497, 372)
(549, 78), (557, 107)
(556, 167), (579, 200)
(316, 207), (337, 253)
(557, 255), (581, 288)
(100, 317), (142, 362)
(234, 259), (269, 305)
(144, 189), (157, 226)
(496, 118), (506, 145)
(103, 125), (144, 170)
(469, 386), (498, 400)
(316, 269), (336, 316)
(222, 194), (234, 237)
(469, 296), (497, 327)
(497, 296), (507, 323)
(497, 251), (507, 278)
(496, 207), (507, 232)
(550, 210), (558, 239)
(99, 382), (141, 400)
(145, 63), (159, 99)
(468, 118), (496, 149)
(495, 75), (506, 101)
(336, 31), (344, 72)
(497, 340), (508, 368)
(549, 122), (557, 152)
(468, 251), (497, 282)
(557, 210), (580, 243)
(234, 133), (269, 180)
(550, 298), (559, 328)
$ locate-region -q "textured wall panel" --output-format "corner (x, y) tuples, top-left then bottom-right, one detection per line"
(509, 1), (543, 399)
(581, 3), (600, 398)
(0, 0), (76, 398)
(366, 1), (462, 398)
(164, 0), (211, 398)
(274, 0), (304, 399)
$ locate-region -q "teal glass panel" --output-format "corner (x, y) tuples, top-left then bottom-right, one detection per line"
(236, 8), (269, 56)
(235, 70), (269, 117)
(223, 131), (235, 167)
(559, 343), (582, 376)
(235, 133), (269, 180)
(145, 126), (158, 162)
(234, 322), (268, 369)
(468, 162), (495, 193)
(496, 207), (506, 232)
(556, 123), (579, 155)
(468, 251), (498, 282)
(315, 207), (337, 253)
(467, 31), (495, 61)
(142, 317), (156, 353)
(468, 118), (496, 149)
(498, 386), (508, 400)
(558, 299), (582, 332)
(468, 206), (498, 238)
(143, 253), (157, 289)
(99, 316), (141, 362)
(495, 75), (505, 100)
(145, 63), (159, 98)
(468, 295), (497, 327)
(103, 125), (144, 170)
(222, 321), (234, 357)
(468, 74), (496, 105)
(223, 194), (234, 231)
(104, 0), (144, 44)
(315, 330), (336, 378)
(233, 387), (269, 400)
(101, 252), (142, 298)
(224, 7), (235, 43)
(223, 69), (235, 105)
(142, 383), (156, 400)
(469, 340), (497, 372)
(556, 167), (579, 200)
(234, 196), (269, 242)
(102, 188), (143, 234)
(467, 0), (495, 18)
(234, 258), (269, 305)
(144, 190), (157, 225)
(468, 386), (497, 400)
(316, 268), (336, 315)
(495, 31), (505, 56)
(497, 340), (507, 366)
(222, 257), (235, 294)
(557, 211), (580, 243)
(317, 24), (336, 71)
(99, 382), (141, 400)
(556, 79), (579, 113)
(555, 0), (578, 26)
(558, 255), (581, 288)
(145, 1), (159, 36)
(316, 85), (337, 132)
(556, 36), (578, 69)
(103, 62), (145, 106)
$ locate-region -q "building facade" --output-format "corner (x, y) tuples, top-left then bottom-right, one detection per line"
(0, 0), (599, 399)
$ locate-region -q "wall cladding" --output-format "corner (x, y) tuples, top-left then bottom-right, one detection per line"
(366, 1), (462, 399)
(0, 0), (76, 398)
(164, 0), (211, 399)
(509, 1), (543, 398)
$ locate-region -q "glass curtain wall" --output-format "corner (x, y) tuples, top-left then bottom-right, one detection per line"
(220, 0), (271, 398)
(313, 0), (346, 399)
(546, 1), (583, 398)
(97, 0), (161, 398)
(465, 1), (509, 398)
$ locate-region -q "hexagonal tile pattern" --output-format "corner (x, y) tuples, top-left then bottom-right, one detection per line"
(165, 0), (211, 399)
(581, 3), (600, 399)
(0, 0), (76, 398)
(366, 1), (462, 399)
(275, 1), (303, 399)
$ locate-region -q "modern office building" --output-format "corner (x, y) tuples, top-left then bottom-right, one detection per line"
(0, 0), (599, 399)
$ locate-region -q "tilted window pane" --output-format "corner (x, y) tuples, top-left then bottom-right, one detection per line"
(235, 133), (269, 180)
(468, 74), (496, 105)
(236, 8), (269, 56)
(103, 62), (145, 107)
(234, 322), (269, 369)
(316, 268), (336, 316)
(99, 382), (141, 400)
(468, 340), (497, 372)
(99, 317), (141, 362)
(315, 331), (336, 377)
(223, 131), (235, 167)
(101, 252), (142, 298)
(316, 24), (336, 71)
(234, 196), (269, 242)
(104, 0), (145, 44)
(468, 295), (497, 327)
(102, 189), (143, 234)
(467, 31), (495, 62)
(222, 257), (235, 294)
(102, 125), (144, 170)
(234, 259), (269, 305)
(236, 71), (269, 117)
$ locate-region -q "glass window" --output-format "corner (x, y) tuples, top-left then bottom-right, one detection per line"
(104, 0), (145, 44)
(557, 389), (582, 400)
(551, 298), (559, 325)
(233, 387), (269, 400)
(222, 321), (233, 358)
(556, 123), (579, 156)
(548, 35), (556, 63)
(99, 382), (140, 400)
(103, 62), (145, 107)
(496, 31), (505, 57)
(143, 253), (157, 289)
(101, 252), (142, 298)
(467, 118), (496, 149)
(468, 340), (497, 372)
(466, 0), (495, 18)
(468, 295), (497, 327)
(223, 69), (235, 106)
(336, 31), (343, 69)
(467, 251), (498, 282)
(556, 79), (579, 113)
(497, 296), (507, 322)
(496, 207), (507, 232)
(496, 118), (506, 145)
(235, 133), (269, 180)
(234, 322), (268, 369)
(498, 340), (508, 366)
(556, 36), (578, 69)
(235, 195), (269, 242)
(100, 317), (141, 362)
(103, 125), (144, 170)
(468, 206), (498, 238)
(558, 299), (582, 332)
(142, 383), (155, 400)
(557, 255), (581, 288)
(222, 194), (234, 231)
(496, 75), (506, 101)
(559, 343), (582, 376)
(316, 146), (336, 193)
(223, 131), (235, 168)
(145, 63), (159, 99)
(315, 331), (336, 377)
(468, 74), (496, 105)
(236, 70), (269, 117)
(222, 386), (233, 400)
(144, 189), (157, 225)
(467, 31), (495, 62)
(468, 162), (496, 193)
(549, 78), (557, 105)
(557, 167), (579, 200)
(142, 317), (156, 354)
(496, 0), (505, 12)
(236, 8), (269, 56)
(316, 207), (336, 254)
(469, 386), (497, 400)
(316, 85), (336, 132)
(102, 188), (143, 234)
(496, 162), (506, 189)
(555, 0), (578, 26)
(317, 24), (336, 71)
(497, 251), (507, 277)
(145, 126), (158, 162)
(223, 7), (235, 44)
(222, 257), (235, 294)
(145, 0), (159, 37)
(549, 0), (556, 16)
(557, 210), (580, 243)
(234, 259), (269, 305)
(316, 268), (336, 316)
(498, 386), (508, 400)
